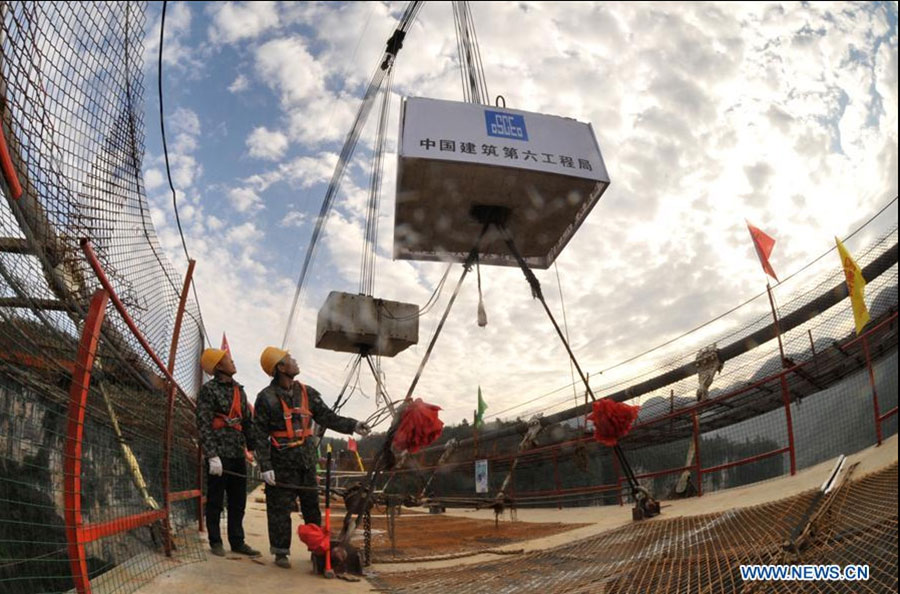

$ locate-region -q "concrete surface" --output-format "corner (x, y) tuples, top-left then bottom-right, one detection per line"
(138, 490), (374, 594)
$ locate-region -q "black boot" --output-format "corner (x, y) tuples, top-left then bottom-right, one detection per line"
(232, 543), (261, 556)
(274, 554), (291, 569)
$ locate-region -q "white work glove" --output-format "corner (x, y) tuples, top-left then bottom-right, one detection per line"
(262, 470), (276, 486)
(208, 456), (223, 477)
(355, 421), (371, 437)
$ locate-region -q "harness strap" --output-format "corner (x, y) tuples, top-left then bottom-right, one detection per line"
(269, 383), (312, 446)
(212, 385), (243, 431)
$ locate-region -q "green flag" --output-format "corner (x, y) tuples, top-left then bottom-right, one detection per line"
(475, 386), (488, 428)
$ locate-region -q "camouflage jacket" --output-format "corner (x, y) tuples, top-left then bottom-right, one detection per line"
(253, 380), (357, 473)
(196, 377), (257, 459)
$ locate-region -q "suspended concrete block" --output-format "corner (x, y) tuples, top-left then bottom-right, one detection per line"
(394, 97), (610, 269)
(315, 291), (419, 357)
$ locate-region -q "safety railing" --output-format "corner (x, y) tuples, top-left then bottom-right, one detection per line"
(58, 241), (205, 594)
(375, 311), (897, 508)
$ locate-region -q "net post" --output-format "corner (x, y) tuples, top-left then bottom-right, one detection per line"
(64, 289), (109, 594)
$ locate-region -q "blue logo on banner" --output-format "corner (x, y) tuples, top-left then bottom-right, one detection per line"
(485, 110), (528, 141)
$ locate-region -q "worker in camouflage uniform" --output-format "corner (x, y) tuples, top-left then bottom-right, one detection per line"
(196, 348), (261, 558)
(253, 347), (370, 569)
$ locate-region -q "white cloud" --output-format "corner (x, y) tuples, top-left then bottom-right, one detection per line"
(255, 37), (324, 106)
(226, 221), (258, 244)
(285, 95), (357, 145)
(228, 187), (264, 212)
(207, 215), (225, 231)
(228, 74), (249, 93)
(144, 2), (202, 72)
(280, 211), (308, 228)
(284, 152), (339, 188)
(170, 107), (201, 136)
(146, 2), (899, 428)
(208, 1), (281, 44)
(144, 168), (164, 191)
(171, 154), (201, 188)
(246, 126), (289, 160)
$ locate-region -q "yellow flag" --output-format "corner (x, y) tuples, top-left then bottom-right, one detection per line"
(835, 237), (870, 334)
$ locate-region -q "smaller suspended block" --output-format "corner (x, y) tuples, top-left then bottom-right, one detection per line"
(315, 292), (419, 357)
(394, 97), (610, 269)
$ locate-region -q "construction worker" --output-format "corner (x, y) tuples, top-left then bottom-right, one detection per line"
(196, 348), (261, 558)
(253, 347), (371, 569)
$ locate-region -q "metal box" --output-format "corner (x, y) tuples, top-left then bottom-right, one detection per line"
(394, 97), (610, 269)
(315, 291), (419, 357)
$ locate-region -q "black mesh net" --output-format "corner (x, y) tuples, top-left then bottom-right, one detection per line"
(1, 2), (205, 593)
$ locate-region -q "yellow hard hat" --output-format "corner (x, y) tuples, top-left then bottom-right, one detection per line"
(260, 346), (289, 377)
(200, 348), (227, 375)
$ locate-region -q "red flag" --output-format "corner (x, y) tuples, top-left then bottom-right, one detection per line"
(746, 221), (778, 282)
(347, 438), (357, 452)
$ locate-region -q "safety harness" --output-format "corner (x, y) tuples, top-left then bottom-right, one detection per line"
(269, 383), (313, 449)
(211, 385), (243, 431)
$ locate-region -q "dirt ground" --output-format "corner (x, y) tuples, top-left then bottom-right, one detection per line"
(249, 496), (587, 561)
(362, 510), (588, 561)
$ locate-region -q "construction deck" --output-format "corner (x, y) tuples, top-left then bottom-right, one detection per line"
(134, 434), (897, 593)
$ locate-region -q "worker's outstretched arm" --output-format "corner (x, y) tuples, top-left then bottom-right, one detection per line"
(304, 383), (358, 435)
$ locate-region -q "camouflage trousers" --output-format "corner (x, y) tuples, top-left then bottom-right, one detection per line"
(265, 465), (320, 555)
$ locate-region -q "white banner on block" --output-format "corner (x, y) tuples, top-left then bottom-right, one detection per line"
(400, 97), (608, 183)
(475, 459), (489, 494)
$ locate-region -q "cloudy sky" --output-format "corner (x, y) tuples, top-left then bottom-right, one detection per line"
(140, 1), (898, 430)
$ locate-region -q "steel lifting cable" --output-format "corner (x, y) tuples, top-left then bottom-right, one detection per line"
(404, 227), (491, 401)
(282, 1), (423, 348)
(364, 353), (396, 418)
(451, 1), (489, 104)
(493, 223), (653, 499)
(339, 228), (491, 550)
(326, 353), (364, 419)
(159, 0), (210, 344)
(377, 262), (454, 321)
(497, 225), (597, 403)
(451, 2), (473, 103)
(365, 404), (396, 429)
(357, 0), (496, 506)
(460, 1), (490, 103)
(359, 67), (393, 296)
(555, 261), (581, 416)
(329, 88), (410, 434)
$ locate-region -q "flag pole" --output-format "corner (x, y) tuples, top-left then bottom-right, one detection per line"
(765, 281), (787, 367)
(473, 409), (479, 458)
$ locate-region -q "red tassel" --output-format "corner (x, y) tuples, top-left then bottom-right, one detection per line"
(392, 398), (444, 453)
(588, 399), (640, 446)
(298, 523), (330, 554)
